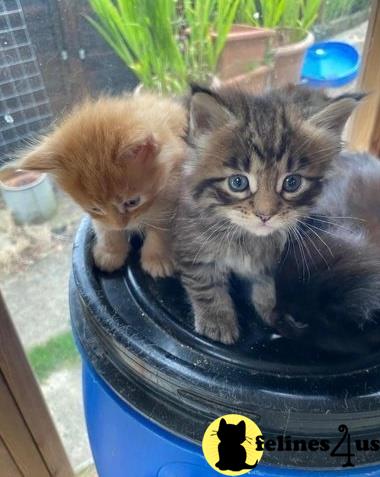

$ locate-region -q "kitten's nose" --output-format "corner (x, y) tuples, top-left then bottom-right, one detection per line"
(256, 213), (271, 223)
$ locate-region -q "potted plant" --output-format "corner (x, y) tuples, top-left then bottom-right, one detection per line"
(208, 1), (274, 92)
(272, 27), (315, 86)
(87, 0), (240, 93)
(215, 24), (275, 80)
(232, 0), (321, 87)
(272, 0), (320, 86)
(0, 166), (57, 225)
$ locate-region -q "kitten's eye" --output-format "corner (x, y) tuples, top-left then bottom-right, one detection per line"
(124, 196), (141, 208)
(282, 174), (302, 193)
(90, 206), (104, 215)
(228, 174), (249, 192)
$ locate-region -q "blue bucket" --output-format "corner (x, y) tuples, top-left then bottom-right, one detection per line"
(301, 41), (360, 88)
(70, 219), (380, 476)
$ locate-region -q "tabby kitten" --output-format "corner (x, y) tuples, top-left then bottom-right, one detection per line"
(20, 94), (187, 276)
(174, 84), (362, 344)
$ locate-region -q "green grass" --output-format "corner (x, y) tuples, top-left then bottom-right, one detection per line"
(27, 331), (80, 382)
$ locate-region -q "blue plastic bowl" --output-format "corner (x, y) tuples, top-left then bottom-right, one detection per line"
(301, 41), (360, 88)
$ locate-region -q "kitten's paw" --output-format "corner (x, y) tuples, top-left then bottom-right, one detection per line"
(141, 252), (174, 278)
(93, 243), (129, 272)
(254, 302), (280, 329)
(195, 314), (240, 345)
(261, 308), (279, 328)
(273, 312), (308, 338)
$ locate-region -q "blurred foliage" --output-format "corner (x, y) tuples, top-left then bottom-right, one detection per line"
(87, 0), (239, 93)
(87, 0), (369, 92)
(236, 0), (322, 32)
(319, 0), (370, 22)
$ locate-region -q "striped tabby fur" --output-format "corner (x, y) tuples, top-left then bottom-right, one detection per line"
(173, 85), (362, 344)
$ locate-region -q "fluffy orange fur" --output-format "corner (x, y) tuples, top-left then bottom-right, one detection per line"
(20, 94), (188, 275)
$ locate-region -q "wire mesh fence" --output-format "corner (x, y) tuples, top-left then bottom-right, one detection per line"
(0, 0), (52, 162)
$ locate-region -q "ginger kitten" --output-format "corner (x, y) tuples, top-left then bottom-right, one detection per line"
(20, 94), (187, 276)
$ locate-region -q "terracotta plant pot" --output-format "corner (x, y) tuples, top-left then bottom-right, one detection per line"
(0, 167), (57, 224)
(273, 28), (314, 86)
(216, 24), (275, 80)
(221, 65), (273, 93)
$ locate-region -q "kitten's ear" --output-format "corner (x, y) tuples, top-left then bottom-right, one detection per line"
(190, 85), (232, 136)
(309, 92), (366, 135)
(237, 420), (246, 433)
(19, 142), (59, 172)
(218, 418), (227, 430)
(120, 134), (160, 162)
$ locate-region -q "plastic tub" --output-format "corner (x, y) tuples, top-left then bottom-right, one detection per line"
(70, 218), (380, 476)
(0, 167), (56, 224)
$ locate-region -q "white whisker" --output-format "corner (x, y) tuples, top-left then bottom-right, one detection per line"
(296, 219), (333, 260)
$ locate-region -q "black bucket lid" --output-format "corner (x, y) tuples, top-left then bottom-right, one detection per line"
(70, 218), (380, 469)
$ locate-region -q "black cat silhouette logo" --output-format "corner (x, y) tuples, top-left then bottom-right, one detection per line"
(202, 414), (263, 475)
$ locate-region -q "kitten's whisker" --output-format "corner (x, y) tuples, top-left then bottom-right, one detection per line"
(296, 226), (314, 274)
(302, 231), (331, 268)
(233, 225), (242, 259)
(310, 218), (356, 232)
(224, 223), (235, 257)
(306, 222), (352, 240)
(300, 215), (358, 233)
(146, 216), (175, 222)
(298, 223), (330, 269)
(139, 222), (169, 231)
(291, 226), (306, 280)
(213, 226), (232, 272)
(290, 225), (305, 279)
(237, 227), (245, 262)
(312, 214), (364, 222)
(192, 220), (230, 264)
(229, 224), (237, 252)
(292, 224), (311, 281)
(279, 236), (291, 269)
(196, 219), (230, 243)
(287, 226), (301, 275)
(296, 219), (333, 260)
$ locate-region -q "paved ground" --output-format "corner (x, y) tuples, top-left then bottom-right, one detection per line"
(0, 188), (81, 348)
(42, 366), (93, 471)
(2, 242), (72, 348)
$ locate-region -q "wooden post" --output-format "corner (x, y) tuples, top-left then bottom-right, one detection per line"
(349, 0), (380, 155)
(55, 0), (88, 102)
(0, 291), (74, 477)
(0, 434), (23, 477)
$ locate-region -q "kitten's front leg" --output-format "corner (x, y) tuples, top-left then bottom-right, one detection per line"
(140, 228), (174, 278)
(251, 274), (277, 326)
(182, 265), (239, 344)
(92, 221), (129, 272)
